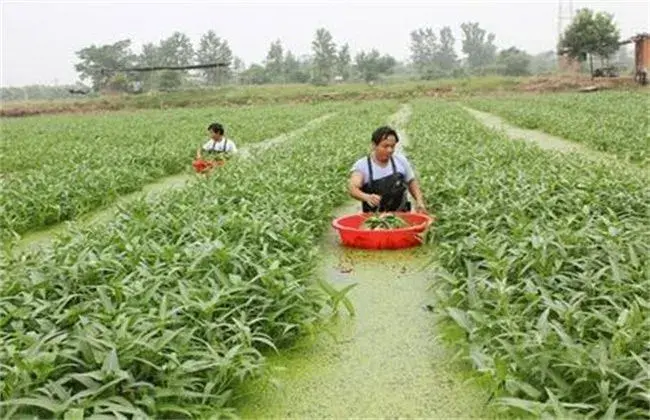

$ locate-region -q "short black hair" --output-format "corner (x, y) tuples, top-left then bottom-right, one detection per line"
(371, 126), (399, 145)
(208, 122), (224, 135)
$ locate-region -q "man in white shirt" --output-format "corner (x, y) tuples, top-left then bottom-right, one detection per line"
(196, 122), (238, 160)
(348, 125), (426, 213)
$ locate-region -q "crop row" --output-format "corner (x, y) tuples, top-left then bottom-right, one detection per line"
(0, 100), (399, 418)
(0, 103), (337, 238)
(464, 91), (649, 166)
(408, 99), (649, 418)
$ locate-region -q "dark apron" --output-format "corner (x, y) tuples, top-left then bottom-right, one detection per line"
(361, 155), (411, 213)
(205, 139), (228, 156)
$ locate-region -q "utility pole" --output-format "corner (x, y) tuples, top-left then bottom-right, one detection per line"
(557, 0), (574, 44)
(556, 0), (576, 73)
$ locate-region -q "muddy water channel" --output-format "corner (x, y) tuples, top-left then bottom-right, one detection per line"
(235, 202), (491, 418)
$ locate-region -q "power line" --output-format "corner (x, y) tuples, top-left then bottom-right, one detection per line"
(101, 62), (228, 74)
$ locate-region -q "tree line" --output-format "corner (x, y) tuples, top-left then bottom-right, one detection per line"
(73, 22), (548, 92)
(1, 8), (633, 101)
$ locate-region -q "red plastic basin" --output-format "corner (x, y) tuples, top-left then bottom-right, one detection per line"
(332, 212), (434, 250)
(192, 159), (225, 173)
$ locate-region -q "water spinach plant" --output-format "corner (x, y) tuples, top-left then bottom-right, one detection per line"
(408, 99), (650, 419)
(465, 91), (649, 166)
(1, 103), (337, 239)
(0, 100), (399, 418)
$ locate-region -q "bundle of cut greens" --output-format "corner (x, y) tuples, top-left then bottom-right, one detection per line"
(362, 213), (408, 230)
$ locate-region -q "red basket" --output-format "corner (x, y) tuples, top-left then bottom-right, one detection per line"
(332, 212), (434, 250)
(192, 159), (225, 173)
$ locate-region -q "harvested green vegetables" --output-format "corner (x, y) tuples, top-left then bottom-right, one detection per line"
(362, 213), (409, 230)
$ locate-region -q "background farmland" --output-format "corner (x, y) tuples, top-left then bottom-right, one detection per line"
(2, 1), (649, 417)
(2, 80), (648, 418)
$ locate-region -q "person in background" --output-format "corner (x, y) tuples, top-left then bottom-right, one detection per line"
(196, 122), (237, 160)
(348, 125), (427, 213)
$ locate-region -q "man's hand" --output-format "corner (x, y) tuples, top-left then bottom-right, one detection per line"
(414, 200), (428, 214)
(364, 193), (382, 207)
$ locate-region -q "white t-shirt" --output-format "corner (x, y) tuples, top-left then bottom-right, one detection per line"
(202, 138), (237, 153)
(350, 152), (415, 186)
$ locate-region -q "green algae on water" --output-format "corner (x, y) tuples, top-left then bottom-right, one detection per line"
(233, 203), (491, 419)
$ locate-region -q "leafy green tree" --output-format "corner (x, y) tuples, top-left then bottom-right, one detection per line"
(559, 8), (620, 76)
(409, 27), (438, 76)
(265, 40), (285, 83)
(133, 42), (163, 90)
(232, 57), (245, 72)
(355, 49), (396, 82)
(461, 22), (497, 73)
(497, 47), (532, 76)
(337, 43), (352, 81)
(284, 51), (310, 83)
(241, 64), (270, 85)
(196, 30), (233, 85)
(158, 71), (182, 91)
(138, 43), (161, 67)
(74, 39), (136, 91)
(157, 32), (194, 89)
(311, 28), (337, 85)
(410, 26), (460, 79)
(436, 26), (459, 73)
(231, 57), (245, 83)
(158, 32), (194, 67)
(106, 73), (130, 92)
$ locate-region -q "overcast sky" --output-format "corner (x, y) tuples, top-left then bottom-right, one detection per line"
(1, 0), (648, 87)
